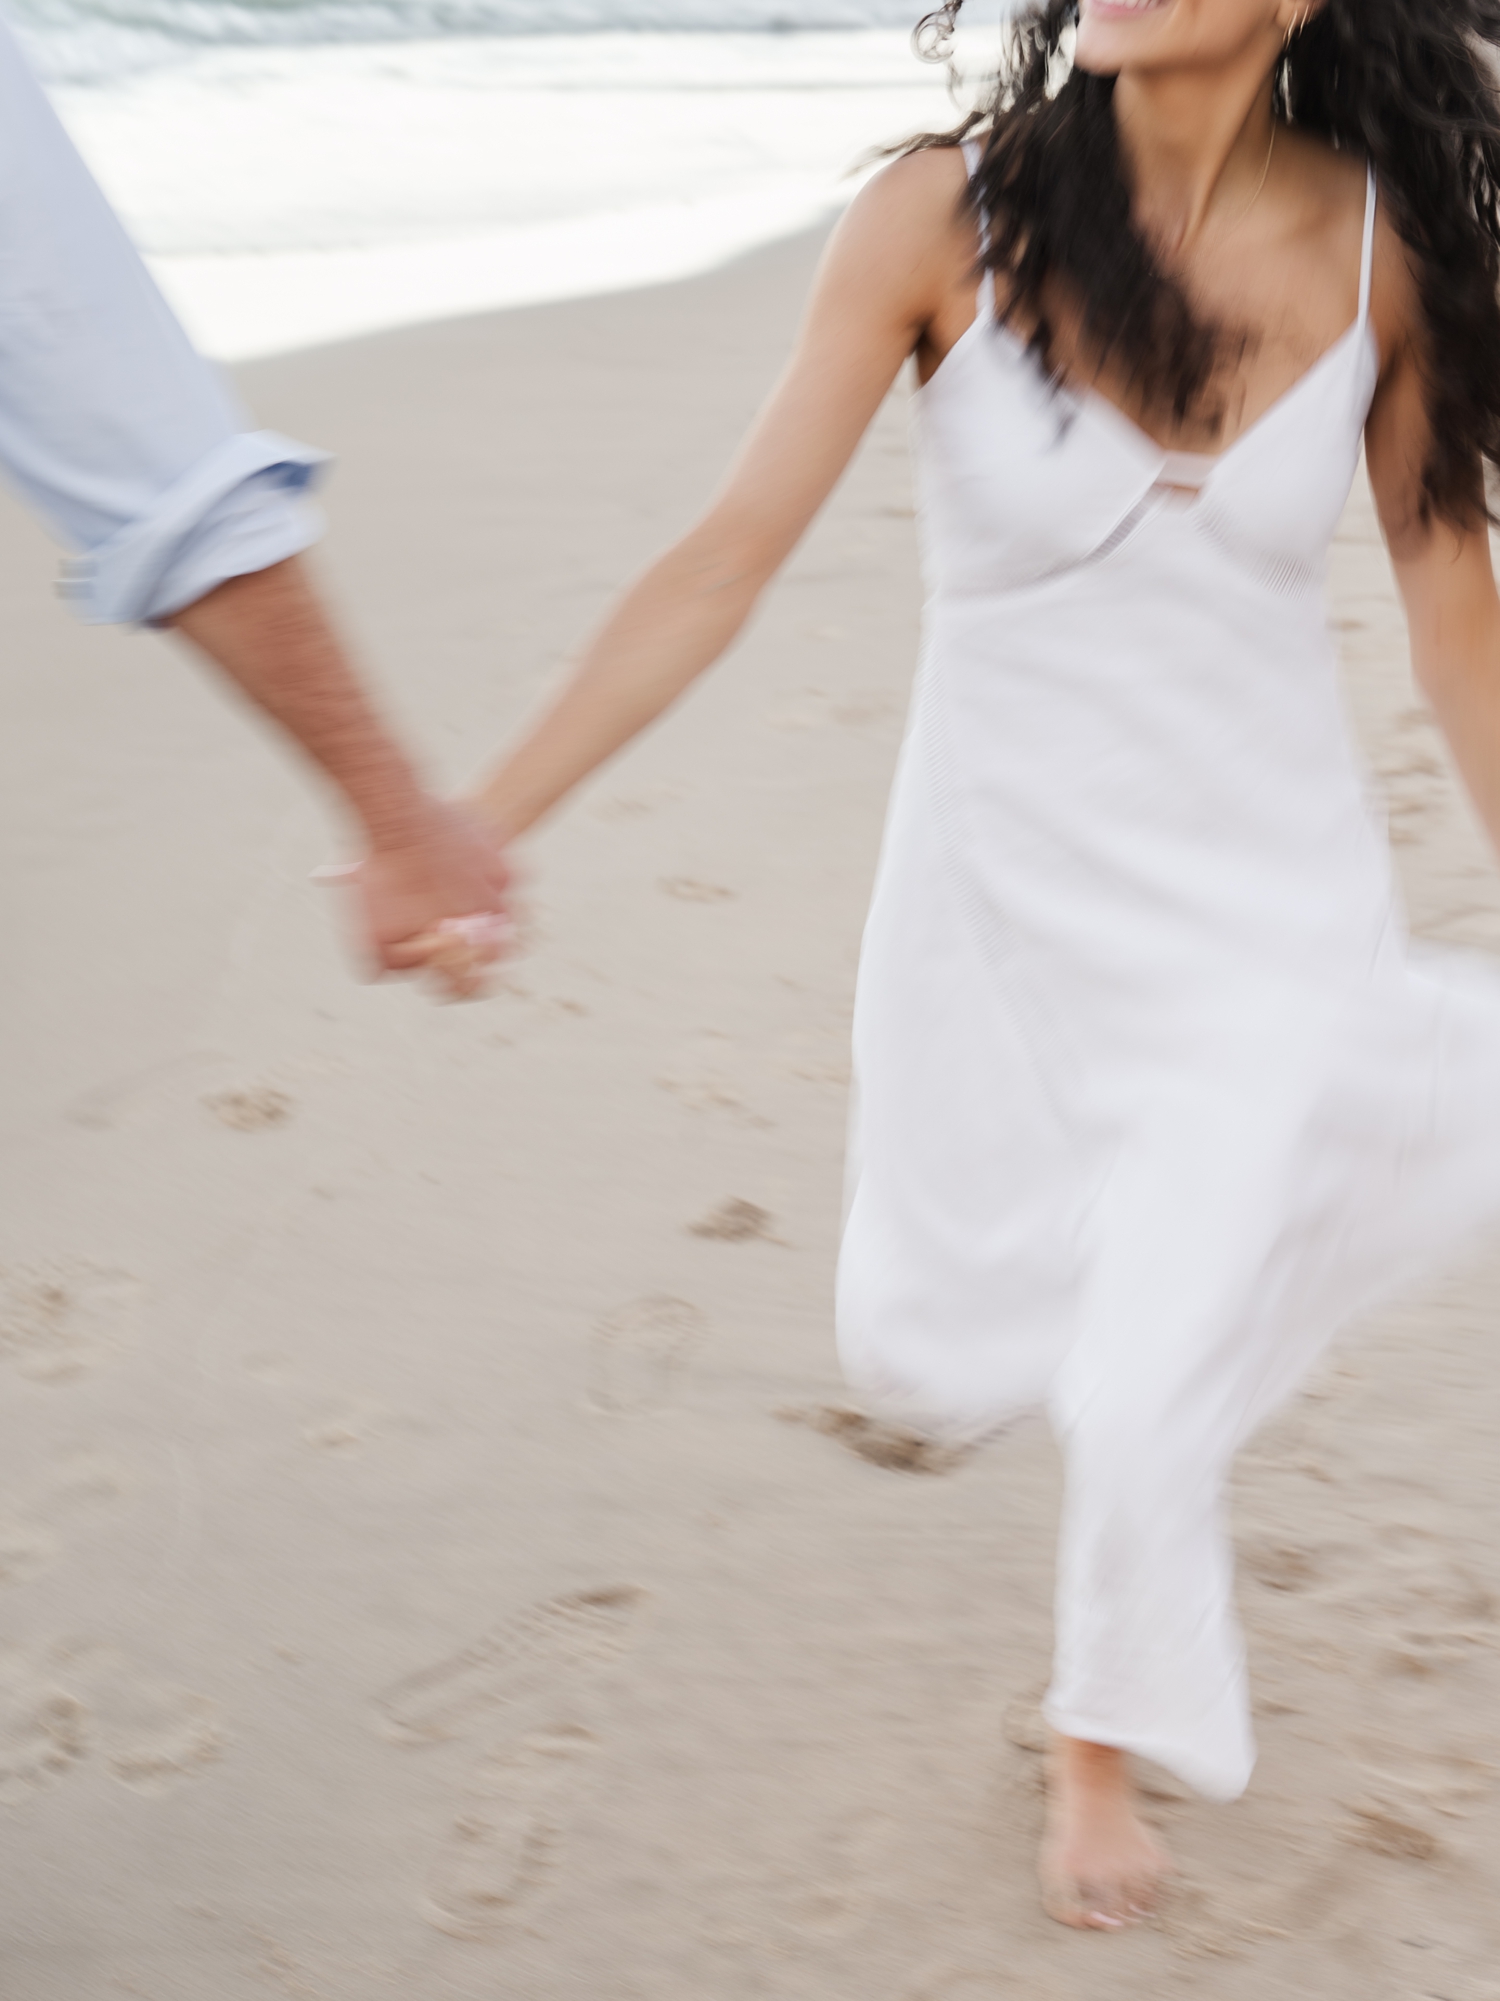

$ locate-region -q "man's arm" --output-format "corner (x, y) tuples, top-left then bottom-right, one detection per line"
(0, 23), (506, 993)
(168, 558), (507, 986)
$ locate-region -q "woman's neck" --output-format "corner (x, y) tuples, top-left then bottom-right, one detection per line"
(1113, 65), (1279, 253)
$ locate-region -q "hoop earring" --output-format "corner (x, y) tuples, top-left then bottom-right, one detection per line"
(1284, 7), (1308, 44)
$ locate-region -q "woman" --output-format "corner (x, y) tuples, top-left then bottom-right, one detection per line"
(423, 0), (1500, 1934)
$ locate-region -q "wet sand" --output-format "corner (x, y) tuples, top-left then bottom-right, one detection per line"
(2, 229), (1500, 1998)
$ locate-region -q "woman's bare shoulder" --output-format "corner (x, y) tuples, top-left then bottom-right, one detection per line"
(838, 141), (978, 256)
(867, 140), (975, 205)
(823, 140), (984, 323)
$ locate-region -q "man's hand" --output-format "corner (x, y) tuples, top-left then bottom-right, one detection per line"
(319, 800), (515, 1000)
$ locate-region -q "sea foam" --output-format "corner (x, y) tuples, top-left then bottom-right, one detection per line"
(9, 4), (1001, 358)
(10, 0), (938, 82)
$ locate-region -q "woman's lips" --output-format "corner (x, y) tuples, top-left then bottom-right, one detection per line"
(1084, 0), (1172, 18)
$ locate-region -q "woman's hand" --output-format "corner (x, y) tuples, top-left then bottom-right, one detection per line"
(392, 907), (520, 1002)
(317, 799), (517, 1001)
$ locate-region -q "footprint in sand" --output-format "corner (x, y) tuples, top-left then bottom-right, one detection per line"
(0, 1653), (87, 1804)
(775, 1405), (972, 1476)
(588, 1296), (706, 1416)
(58, 1643), (224, 1794)
(1343, 1795), (1445, 1863)
(374, 1585), (646, 1745)
(688, 1198), (778, 1243)
(94, 1678), (223, 1794)
(202, 1085), (294, 1133)
(0, 1259), (144, 1382)
(0, 1645), (222, 1802)
(423, 1723), (599, 1939)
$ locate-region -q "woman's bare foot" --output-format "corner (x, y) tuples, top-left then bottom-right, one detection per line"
(1039, 1734), (1172, 1931)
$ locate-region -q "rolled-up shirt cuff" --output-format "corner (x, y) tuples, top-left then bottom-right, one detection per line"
(55, 428), (330, 626)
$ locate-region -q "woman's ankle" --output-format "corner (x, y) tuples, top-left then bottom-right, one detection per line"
(1052, 1734), (1130, 1790)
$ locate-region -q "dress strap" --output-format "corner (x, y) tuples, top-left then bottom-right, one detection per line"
(961, 137), (997, 324)
(1357, 163), (1377, 327)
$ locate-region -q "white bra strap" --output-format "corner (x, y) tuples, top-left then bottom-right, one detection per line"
(1357, 163), (1377, 326)
(961, 137), (997, 322)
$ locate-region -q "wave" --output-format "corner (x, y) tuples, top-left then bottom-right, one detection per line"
(6, 0), (933, 85)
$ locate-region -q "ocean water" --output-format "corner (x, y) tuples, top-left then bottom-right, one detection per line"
(7, 0), (1006, 358)
(11, 0), (939, 82)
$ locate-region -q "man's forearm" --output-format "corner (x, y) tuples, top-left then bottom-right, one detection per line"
(167, 555), (428, 846)
(166, 552), (510, 990)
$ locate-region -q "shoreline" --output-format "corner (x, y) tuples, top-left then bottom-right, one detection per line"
(43, 24), (974, 362)
(148, 187), (855, 363)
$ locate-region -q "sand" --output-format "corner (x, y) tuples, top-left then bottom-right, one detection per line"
(3, 228), (1500, 1999)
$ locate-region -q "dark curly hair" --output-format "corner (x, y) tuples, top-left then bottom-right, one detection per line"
(909, 0), (1500, 525)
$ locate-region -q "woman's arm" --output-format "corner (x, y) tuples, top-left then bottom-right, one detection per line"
(1383, 512), (1500, 861)
(1366, 257), (1500, 858)
(467, 152), (969, 845)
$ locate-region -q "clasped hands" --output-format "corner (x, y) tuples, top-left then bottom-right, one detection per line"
(319, 795), (518, 1001)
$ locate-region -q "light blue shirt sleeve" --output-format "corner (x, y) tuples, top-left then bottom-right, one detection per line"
(0, 18), (327, 625)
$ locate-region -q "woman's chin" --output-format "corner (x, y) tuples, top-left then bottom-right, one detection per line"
(1072, 29), (1128, 74)
(1074, 0), (1175, 73)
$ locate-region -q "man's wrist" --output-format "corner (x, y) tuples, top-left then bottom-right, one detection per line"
(344, 754), (441, 854)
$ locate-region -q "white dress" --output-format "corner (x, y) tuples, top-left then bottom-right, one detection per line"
(837, 153), (1500, 1800)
